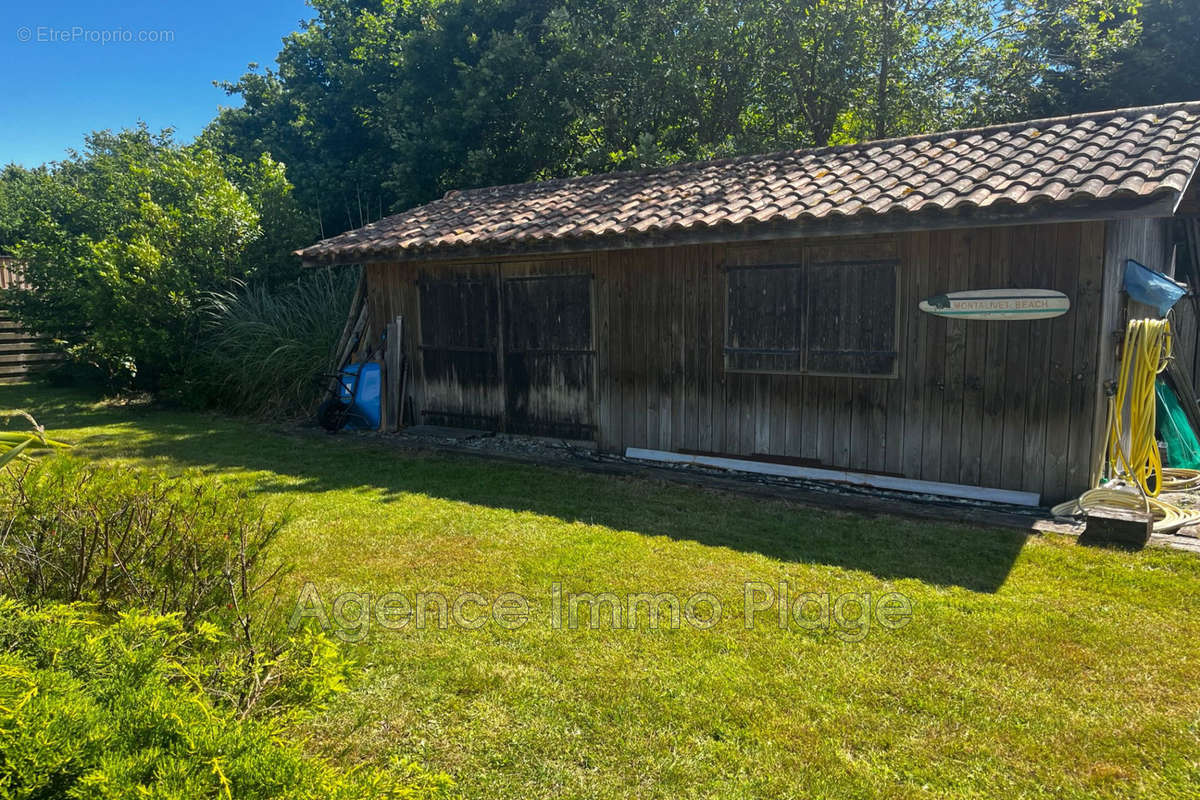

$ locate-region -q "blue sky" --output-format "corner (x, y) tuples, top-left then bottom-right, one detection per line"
(2, 0), (312, 167)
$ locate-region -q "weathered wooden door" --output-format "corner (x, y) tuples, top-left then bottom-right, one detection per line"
(417, 273), (504, 429)
(501, 274), (595, 439)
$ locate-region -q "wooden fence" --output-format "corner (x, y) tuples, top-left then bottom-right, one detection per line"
(0, 256), (61, 380)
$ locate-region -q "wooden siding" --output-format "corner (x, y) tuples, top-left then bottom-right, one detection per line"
(416, 267), (504, 429)
(502, 273), (595, 438)
(367, 223), (1114, 503)
(1173, 296), (1200, 399)
(1092, 217), (1177, 476)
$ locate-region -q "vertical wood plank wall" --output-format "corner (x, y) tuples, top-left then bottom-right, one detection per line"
(367, 221), (1112, 503)
(1171, 295), (1200, 401)
(1092, 217), (1177, 475)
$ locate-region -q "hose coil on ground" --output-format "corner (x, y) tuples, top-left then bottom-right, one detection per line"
(1051, 478), (1200, 534)
(1053, 318), (1200, 534)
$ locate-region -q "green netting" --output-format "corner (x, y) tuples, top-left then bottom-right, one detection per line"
(1156, 379), (1200, 468)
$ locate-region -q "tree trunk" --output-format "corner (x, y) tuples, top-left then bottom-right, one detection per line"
(875, 0), (894, 140)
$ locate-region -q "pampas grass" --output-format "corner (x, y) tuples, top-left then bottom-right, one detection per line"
(190, 268), (359, 419)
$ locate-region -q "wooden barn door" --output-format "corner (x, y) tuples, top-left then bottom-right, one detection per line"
(417, 272), (504, 430)
(501, 274), (595, 440)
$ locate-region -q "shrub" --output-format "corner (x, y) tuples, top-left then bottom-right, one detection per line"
(0, 455), (284, 628)
(0, 600), (453, 799)
(3, 128), (317, 391)
(0, 454), (328, 717)
(4, 127), (263, 389)
(185, 268), (359, 419)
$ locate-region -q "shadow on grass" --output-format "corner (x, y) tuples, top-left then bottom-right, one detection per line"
(6, 382), (1029, 593)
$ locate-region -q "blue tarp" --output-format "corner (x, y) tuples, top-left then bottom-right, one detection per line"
(1124, 259), (1186, 316)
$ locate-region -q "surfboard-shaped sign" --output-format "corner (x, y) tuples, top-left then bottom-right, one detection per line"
(919, 289), (1070, 320)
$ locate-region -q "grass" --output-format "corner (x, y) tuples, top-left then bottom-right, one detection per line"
(4, 382), (1199, 799)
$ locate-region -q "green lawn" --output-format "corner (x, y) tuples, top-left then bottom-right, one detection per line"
(6, 383), (1199, 799)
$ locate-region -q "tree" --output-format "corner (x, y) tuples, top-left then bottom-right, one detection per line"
(220, 152), (319, 286)
(1034, 0), (1200, 114)
(206, 0), (1146, 233)
(550, 0), (767, 168)
(5, 126), (261, 388)
(0, 165), (43, 254)
(205, 0), (582, 234)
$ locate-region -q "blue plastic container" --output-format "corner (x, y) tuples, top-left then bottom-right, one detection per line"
(338, 362), (381, 430)
(1124, 259), (1186, 316)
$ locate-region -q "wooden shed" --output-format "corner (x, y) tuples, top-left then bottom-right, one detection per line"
(299, 102), (1200, 505)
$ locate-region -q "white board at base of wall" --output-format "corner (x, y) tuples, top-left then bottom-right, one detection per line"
(625, 447), (1042, 507)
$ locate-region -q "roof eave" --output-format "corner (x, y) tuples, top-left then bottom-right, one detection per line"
(298, 192), (1182, 268)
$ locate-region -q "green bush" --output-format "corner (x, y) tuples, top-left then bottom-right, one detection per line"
(0, 455), (284, 628)
(3, 128), (260, 389)
(184, 268), (358, 420)
(0, 455), (342, 717)
(0, 600), (452, 799)
(2, 127), (315, 391)
(0, 456), (450, 795)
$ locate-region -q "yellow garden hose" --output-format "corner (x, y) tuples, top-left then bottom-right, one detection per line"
(1160, 468), (1200, 492)
(1107, 318), (1172, 497)
(1052, 317), (1200, 534)
(1051, 484), (1200, 534)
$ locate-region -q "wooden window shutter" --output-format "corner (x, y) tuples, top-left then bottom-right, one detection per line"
(805, 260), (898, 376)
(724, 264), (806, 373)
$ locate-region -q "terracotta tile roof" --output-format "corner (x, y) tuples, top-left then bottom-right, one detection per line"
(298, 102), (1200, 264)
